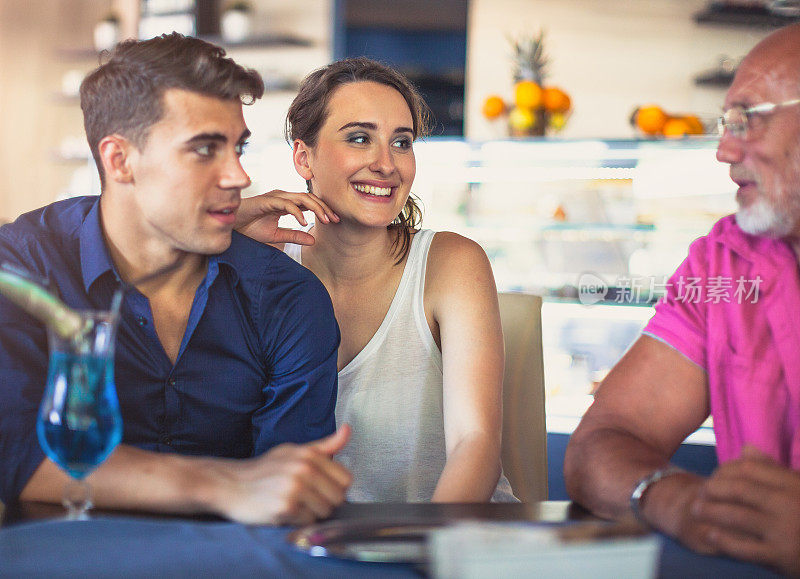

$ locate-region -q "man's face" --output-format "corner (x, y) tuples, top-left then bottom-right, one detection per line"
(716, 48), (800, 239)
(126, 89), (251, 255)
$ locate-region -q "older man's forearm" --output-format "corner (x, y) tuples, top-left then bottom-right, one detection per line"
(565, 425), (673, 519)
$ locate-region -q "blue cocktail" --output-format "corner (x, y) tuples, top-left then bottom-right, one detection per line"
(36, 310), (123, 519)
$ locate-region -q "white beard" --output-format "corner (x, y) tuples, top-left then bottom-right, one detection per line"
(736, 197), (794, 237)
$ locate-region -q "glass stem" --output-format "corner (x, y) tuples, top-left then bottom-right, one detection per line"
(63, 478), (93, 520)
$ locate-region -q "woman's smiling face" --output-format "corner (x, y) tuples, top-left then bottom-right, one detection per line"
(293, 81), (416, 228)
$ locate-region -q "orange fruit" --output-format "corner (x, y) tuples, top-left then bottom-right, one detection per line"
(662, 117), (693, 138)
(482, 95), (506, 119)
(508, 106), (536, 132)
(514, 80), (543, 109)
(542, 87), (571, 113)
(635, 105), (669, 135)
(682, 114), (704, 135)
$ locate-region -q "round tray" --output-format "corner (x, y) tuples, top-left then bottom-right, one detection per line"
(287, 517), (449, 563)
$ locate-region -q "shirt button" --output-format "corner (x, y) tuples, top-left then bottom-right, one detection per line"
(136, 316), (148, 327)
(168, 377), (177, 387)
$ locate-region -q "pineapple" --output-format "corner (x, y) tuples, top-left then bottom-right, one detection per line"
(509, 31), (550, 136)
(511, 30), (549, 85)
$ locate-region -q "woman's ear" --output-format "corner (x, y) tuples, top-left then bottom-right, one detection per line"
(98, 135), (135, 185)
(292, 139), (314, 181)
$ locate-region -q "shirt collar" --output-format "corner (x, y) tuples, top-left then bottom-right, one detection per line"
(713, 214), (796, 270)
(79, 197), (118, 293)
(79, 197), (238, 292)
(215, 233), (245, 287)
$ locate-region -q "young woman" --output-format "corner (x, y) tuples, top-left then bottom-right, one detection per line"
(239, 58), (515, 502)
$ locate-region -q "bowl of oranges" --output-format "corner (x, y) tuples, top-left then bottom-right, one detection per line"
(631, 104), (705, 138)
(482, 32), (572, 137)
(482, 80), (572, 137)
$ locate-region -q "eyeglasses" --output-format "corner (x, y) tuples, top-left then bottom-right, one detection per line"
(717, 98), (800, 139)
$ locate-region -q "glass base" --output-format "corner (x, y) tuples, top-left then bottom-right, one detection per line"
(63, 478), (93, 520)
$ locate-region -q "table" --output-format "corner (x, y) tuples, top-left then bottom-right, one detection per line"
(0, 501), (781, 578)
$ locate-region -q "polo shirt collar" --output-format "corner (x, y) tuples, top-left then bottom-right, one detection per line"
(714, 214), (796, 270)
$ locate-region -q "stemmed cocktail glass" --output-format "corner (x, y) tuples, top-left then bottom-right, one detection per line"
(36, 309), (123, 520)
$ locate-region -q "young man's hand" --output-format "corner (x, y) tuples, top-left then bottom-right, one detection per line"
(208, 425), (352, 526)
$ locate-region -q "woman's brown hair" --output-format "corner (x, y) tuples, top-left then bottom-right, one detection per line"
(285, 57), (431, 263)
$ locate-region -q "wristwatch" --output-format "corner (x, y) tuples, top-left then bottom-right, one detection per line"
(629, 466), (685, 524)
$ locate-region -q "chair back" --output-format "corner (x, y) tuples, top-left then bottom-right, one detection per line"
(498, 292), (548, 501)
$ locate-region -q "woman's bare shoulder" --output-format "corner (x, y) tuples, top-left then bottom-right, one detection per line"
(425, 231), (496, 297)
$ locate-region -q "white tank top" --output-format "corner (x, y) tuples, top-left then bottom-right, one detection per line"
(285, 230), (516, 502)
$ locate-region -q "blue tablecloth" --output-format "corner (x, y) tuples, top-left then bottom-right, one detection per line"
(0, 518), (418, 578)
(0, 516), (781, 578)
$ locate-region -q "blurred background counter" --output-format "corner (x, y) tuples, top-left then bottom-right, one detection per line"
(2, 0), (769, 497)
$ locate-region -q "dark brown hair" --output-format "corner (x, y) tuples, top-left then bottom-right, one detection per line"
(285, 57), (431, 263)
(80, 32), (264, 188)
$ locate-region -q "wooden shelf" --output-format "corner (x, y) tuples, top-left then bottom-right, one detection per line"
(55, 47), (103, 60)
(694, 4), (800, 27)
(56, 33), (313, 61)
(198, 34), (314, 49)
(693, 70), (735, 87)
(50, 92), (81, 104)
(50, 152), (90, 165)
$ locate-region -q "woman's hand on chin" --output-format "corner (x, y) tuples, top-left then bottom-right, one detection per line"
(235, 190), (339, 247)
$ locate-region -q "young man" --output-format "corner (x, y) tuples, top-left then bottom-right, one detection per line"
(565, 24), (800, 575)
(0, 33), (350, 525)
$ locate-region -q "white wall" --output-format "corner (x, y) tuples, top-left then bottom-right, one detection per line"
(466, 0), (770, 139)
(0, 0), (333, 220)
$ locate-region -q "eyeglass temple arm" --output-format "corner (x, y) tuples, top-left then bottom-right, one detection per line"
(747, 98), (800, 114)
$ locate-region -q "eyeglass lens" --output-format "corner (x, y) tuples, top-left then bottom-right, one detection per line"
(718, 107), (747, 138)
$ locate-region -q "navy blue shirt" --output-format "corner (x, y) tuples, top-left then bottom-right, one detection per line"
(0, 196), (339, 503)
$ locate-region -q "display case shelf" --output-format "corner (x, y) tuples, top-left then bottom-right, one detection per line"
(408, 137), (736, 296)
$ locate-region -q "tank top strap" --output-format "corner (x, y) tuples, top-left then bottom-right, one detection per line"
(407, 230), (440, 365)
(283, 223), (314, 265)
(409, 229), (435, 302)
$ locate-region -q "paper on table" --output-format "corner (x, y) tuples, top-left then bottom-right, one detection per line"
(429, 522), (661, 579)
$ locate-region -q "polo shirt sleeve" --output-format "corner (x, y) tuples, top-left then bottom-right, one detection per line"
(0, 232), (48, 504)
(251, 265), (340, 454)
(643, 236), (710, 370)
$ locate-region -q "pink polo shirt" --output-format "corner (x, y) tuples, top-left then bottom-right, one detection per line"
(644, 215), (800, 468)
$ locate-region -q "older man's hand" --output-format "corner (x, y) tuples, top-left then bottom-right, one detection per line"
(687, 446), (800, 576)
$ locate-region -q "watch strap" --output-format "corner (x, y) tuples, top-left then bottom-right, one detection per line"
(630, 466), (685, 524)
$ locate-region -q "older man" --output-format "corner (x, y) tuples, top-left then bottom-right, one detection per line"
(565, 23), (800, 575)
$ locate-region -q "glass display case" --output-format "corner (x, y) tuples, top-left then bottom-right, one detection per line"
(410, 137), (727, 445)
(411, 137), (735, 296)
(244, 136), (731, 444)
